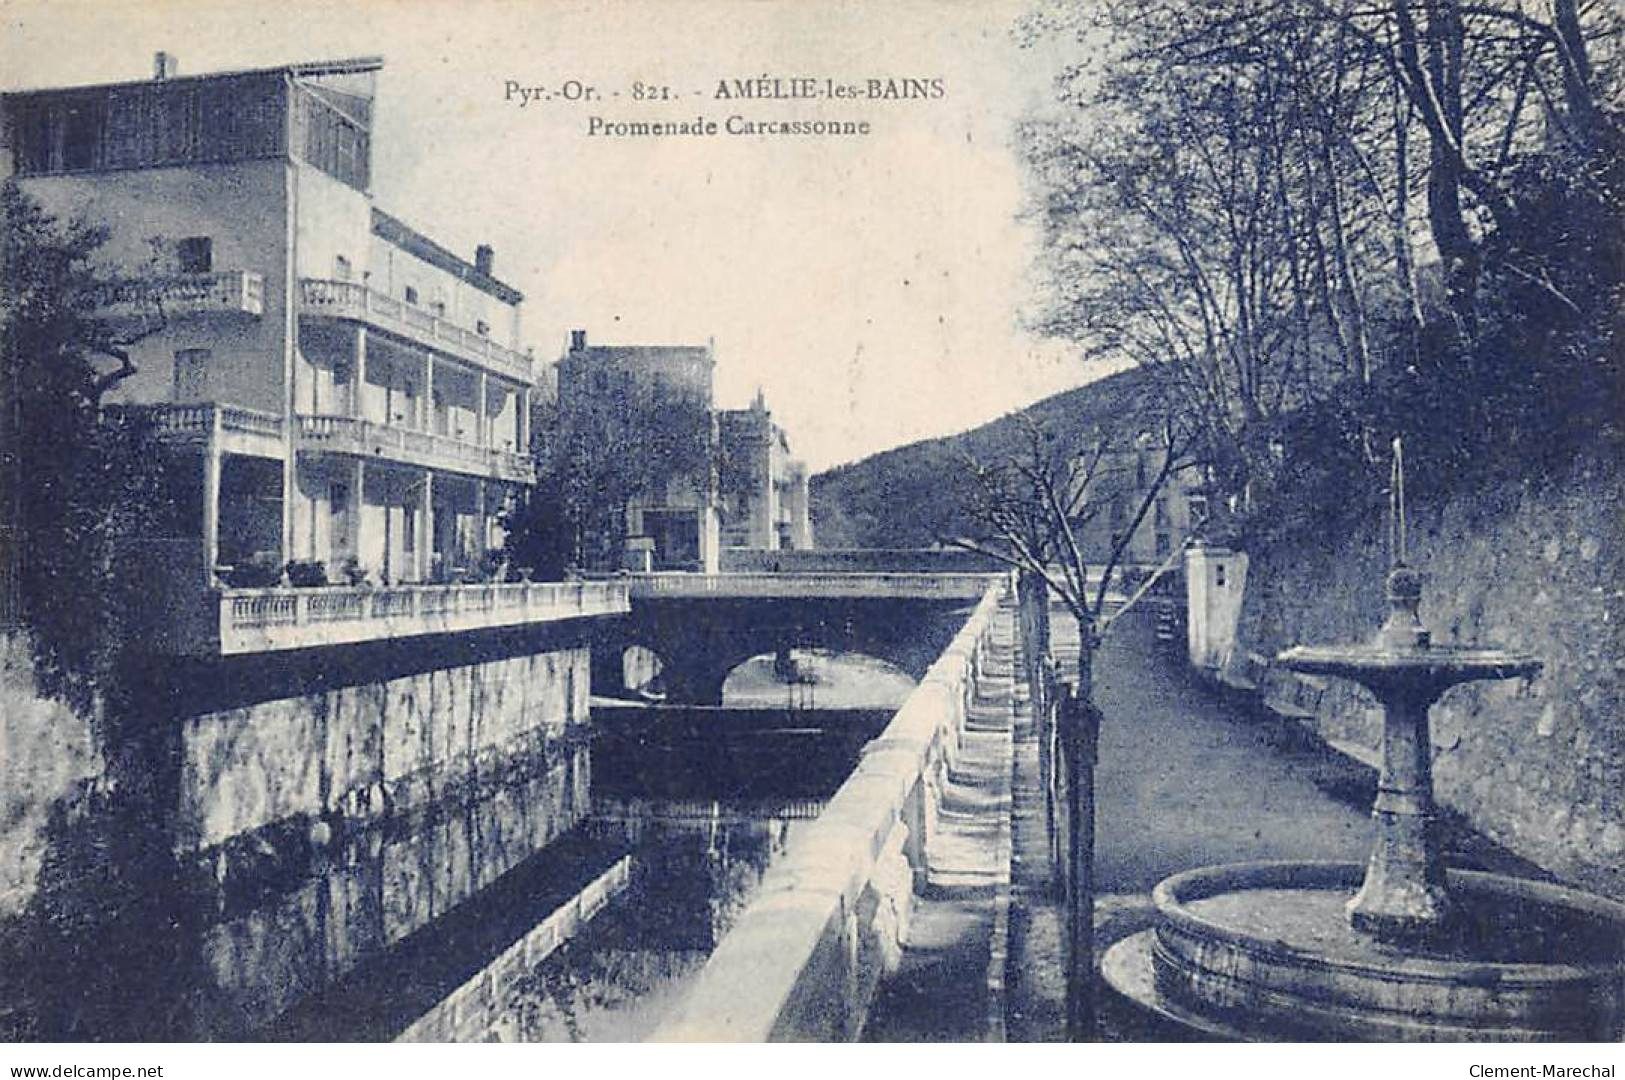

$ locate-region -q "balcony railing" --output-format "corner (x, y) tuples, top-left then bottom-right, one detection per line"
(105, 403), (285, 451)
(214, 580), (629, 654)
(295, 414), (534, 484)
(153, 402), (284, 440)
(93, 271), (264, 321)
(298, 279), (533, 386)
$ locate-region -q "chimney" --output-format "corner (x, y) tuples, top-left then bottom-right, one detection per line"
(474, 244), (494, 276)
(570, 329), (587, 352)
(153, 52), (178, 80)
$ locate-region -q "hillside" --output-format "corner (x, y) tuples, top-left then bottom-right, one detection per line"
(810, 367), (1160, 548)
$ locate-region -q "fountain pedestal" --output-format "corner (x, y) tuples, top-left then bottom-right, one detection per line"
(1277, 565), (1538, 945)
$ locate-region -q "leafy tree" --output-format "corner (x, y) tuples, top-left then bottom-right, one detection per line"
(505, 374), (716, 575)
(1, 180), (172, 712)
(1017, 0), (1623, 517)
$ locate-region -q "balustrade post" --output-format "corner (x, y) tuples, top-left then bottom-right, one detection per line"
(354, 326), (368, 419)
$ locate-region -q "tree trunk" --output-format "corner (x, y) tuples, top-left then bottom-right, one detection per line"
(1061, 666), (1099, 1041)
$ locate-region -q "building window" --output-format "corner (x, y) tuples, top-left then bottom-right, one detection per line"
(62, 102), (102, 170)
(430, 299), (446, 317)
(1155, 532), (1171, 558)
(1154, 497), (1168, 527)
(174, 349), (210, 402)
(334, 255), (351, 281)
(1188, 494), (1209, 526)
(1215, 564), (1227, 589)
(178, 237), (213, 274)
(475, 320), (490, 337)
(403, 285), (419, 305)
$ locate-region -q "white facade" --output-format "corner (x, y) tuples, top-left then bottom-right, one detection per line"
(2, 57), (537, 587)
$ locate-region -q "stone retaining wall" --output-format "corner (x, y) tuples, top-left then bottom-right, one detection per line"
(1215, 457), (1624, 900)
(2, 627), (598, 1038)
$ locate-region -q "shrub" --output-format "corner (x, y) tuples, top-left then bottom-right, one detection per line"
(284, 559), (328, 588)
(223, 553), (283, 589)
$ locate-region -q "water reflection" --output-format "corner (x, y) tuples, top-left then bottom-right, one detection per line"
(9, 704), (872, 1042)
(491, 797), (821, 1042)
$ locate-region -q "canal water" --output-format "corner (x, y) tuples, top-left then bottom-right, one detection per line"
(2, 654), (908, 1042)
(265, 698), (894, 1042)
(481, 703), (893, 1043)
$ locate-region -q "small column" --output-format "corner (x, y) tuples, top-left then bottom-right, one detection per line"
(349, 457), (364, 570)
(474, 480), (487, 554)
(419, 471), (435, 582)
(477, 371), (489, 447)
(353, 327), (367, 418)
(517, 386), (530, 450)
(202, 412), (223, 581)
(422, 353), (434, 432)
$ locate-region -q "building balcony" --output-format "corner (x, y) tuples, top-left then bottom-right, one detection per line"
(93, 271), (264, 324)
(109, 402), (286, 459)
(298, 279), (533, 386)
(295, 414), (534, 484)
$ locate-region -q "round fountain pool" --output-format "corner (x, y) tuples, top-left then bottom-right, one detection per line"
(1100, 860), (1625, 1042)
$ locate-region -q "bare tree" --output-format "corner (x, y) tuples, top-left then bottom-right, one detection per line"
(952, 412), (1196, 695)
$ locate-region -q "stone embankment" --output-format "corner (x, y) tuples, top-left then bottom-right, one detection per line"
(652, 583), (1016, 1041)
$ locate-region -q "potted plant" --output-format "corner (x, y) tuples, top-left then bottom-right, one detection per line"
(284, 559), (329, 587)
(341, 556), (369, 588)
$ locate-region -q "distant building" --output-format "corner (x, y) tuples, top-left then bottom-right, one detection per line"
(555, 330), (721, 572)
(1074, 433), (1208, 569)
(554, 332), (812, 571)
(1, 54), (538, 588)
(718, 390), (813, 552)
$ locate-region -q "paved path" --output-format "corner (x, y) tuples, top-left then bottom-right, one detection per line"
(1010, 607), (1377, 1041)
(863, 602), (1540, 1042)
(1006, 607), (1548, 1041)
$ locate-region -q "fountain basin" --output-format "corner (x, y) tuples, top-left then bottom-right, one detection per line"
(1100, 861), (1625, 1042)
(1277, 644), (1542, 687)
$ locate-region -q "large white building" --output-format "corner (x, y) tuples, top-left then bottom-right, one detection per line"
(3, 55), (537, 593)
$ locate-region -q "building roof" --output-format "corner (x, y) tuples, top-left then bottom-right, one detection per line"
(568, 343), (712, 356)
(372, 209), (524, 306)
(0, 56), (384, 99)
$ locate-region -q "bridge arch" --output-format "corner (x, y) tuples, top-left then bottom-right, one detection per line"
(719, 649), (917, 709)
(599, 591), (981, 705)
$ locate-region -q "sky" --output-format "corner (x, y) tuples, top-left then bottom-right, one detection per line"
(1, 0), (1108, 471)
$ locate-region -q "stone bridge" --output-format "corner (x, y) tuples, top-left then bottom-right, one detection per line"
(590, 571), (1000, 705)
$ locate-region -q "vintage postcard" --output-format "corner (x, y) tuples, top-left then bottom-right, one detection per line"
(0, 0), (1621, 1070)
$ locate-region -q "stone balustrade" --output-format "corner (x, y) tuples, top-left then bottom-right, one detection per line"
(212, 579), (629, 655)
(652, 580), (1007, 1041)
(295, 413), (535, 484)
(92, 270), (264, 321)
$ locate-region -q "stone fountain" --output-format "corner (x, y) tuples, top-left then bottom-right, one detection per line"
(1101, 449), (1625, 1042)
